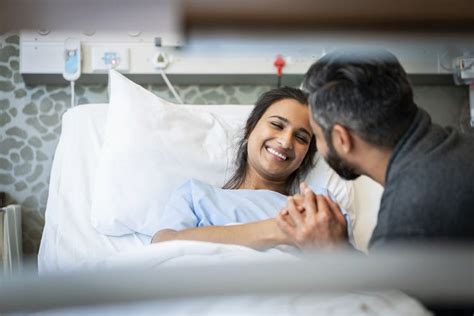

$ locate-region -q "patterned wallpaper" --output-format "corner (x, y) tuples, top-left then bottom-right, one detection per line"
(0, 31), (471, 259)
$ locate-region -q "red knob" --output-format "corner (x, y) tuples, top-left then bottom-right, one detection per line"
(274, 55), (286, 77)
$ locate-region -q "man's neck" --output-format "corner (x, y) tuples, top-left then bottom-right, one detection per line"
(359, 146), (393, 186)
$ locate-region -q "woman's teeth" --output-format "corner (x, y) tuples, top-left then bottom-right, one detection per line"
(267, 147), (287, 160)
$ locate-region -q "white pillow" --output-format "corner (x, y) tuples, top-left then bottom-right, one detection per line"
(91, 70), (253, 236)
(91, 70), (354, 237)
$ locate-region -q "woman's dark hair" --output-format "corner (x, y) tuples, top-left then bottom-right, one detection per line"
(223, 86), (317, 194)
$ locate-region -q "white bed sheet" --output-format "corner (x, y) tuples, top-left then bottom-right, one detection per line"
(38, 104), (150, 273)
(35, 240), (431, 316)
(37, 291), (429, 316)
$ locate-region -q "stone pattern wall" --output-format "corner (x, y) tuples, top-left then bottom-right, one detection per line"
(0, 31), (471, 258)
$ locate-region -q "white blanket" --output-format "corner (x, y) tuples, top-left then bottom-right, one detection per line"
(97, 240), (297, 269)
(39, 240), (431, 316)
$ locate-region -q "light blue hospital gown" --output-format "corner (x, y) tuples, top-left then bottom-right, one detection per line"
(157, 179), (353, 243)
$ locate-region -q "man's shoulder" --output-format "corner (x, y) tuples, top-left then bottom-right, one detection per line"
(388, 125), (474, 189)
(373, 153), (474, 248)
(382, 157), (474, 213)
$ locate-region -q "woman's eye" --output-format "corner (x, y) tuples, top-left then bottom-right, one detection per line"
(296, 135), (309, 144)
(270, 122), (283, 129)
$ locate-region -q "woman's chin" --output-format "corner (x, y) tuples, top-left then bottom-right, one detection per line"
(260, 168), (291, 182)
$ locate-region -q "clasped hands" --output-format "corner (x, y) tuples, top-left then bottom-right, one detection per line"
(276, 182), (349, 250)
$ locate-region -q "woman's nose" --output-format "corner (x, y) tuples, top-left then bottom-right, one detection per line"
(277, 131), (293, 149)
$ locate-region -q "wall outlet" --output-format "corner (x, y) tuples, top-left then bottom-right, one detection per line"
(460, 57), (474, 80)
(91, 47), (130, 72)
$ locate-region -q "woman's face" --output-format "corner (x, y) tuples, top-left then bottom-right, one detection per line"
(246, 98), (313, 183)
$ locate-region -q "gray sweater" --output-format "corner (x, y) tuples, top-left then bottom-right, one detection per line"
(369, 108), (474, 249)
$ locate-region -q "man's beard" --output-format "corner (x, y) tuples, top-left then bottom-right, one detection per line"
(324, 143), (361, 181)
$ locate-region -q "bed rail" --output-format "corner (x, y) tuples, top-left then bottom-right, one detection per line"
(0, 244), (472, 313)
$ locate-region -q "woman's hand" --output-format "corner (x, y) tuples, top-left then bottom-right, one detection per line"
(276, 182), (348, 250)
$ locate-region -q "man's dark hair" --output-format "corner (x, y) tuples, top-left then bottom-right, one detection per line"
(302, 49), (418, 148)
(223, 86), (317, 194)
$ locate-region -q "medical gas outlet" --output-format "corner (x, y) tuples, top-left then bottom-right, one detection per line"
(91, 47), (130, 72)
(63, 38), (81, 81)
(153, 51), (170, 69)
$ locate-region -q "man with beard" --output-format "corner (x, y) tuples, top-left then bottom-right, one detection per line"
(276, 49), (474, 250)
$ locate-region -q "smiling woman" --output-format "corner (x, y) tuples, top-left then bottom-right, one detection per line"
(245, 103), (313, 188)
(225, 87), (315, 195)
(150, 87), (353, 251)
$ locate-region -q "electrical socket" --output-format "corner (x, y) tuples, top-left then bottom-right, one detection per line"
(91, 47), (130, 72)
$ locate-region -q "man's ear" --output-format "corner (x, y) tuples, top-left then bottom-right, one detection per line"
(331, 124), (354, 154)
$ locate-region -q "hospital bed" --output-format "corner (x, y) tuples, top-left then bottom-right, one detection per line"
(38, 70), (383, 271)
(3, 70), (460, 315)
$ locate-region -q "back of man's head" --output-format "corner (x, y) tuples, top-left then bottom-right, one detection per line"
(303, 49), (418, 148)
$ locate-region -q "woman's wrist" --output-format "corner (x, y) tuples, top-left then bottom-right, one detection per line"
(266, 219), (292, 246)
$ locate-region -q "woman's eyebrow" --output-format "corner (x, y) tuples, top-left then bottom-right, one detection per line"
(268, 115), (312, 137)
(298, 128), (312, 138)
(268, 115), (288, 123)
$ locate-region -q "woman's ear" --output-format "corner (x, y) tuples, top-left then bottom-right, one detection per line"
(331, 124), (354, 154)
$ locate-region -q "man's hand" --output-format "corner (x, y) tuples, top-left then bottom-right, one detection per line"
(276, 183), (348, 250)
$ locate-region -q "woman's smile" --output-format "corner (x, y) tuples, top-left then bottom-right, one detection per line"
(265, 145), (290, 161)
